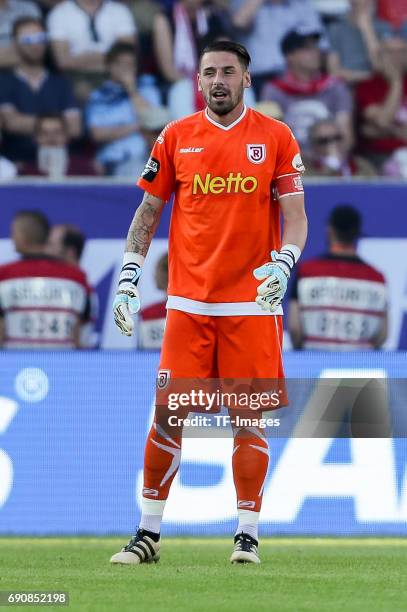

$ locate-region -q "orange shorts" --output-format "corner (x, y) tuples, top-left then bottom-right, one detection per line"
(159, 309), (285, 379)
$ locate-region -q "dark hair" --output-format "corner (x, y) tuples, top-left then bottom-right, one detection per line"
(329, 205), (361, 245)
(62, 226), (85, 261)
(106, 42), (137, 65)
(13, 210), (50, 245)
(200, 40), (251, 70)
(13, 17), (45, 39)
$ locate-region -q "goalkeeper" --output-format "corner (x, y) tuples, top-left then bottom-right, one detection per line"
(111, 40), (307, 566)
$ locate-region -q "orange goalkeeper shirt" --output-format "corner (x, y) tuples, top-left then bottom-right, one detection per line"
(137, 106), (304, 316)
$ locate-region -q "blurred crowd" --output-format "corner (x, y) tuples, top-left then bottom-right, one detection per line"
(0, 0), (407, 179)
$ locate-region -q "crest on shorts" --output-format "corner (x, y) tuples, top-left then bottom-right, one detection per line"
(157, 369), (171, 390)
(247, 144), (266, 164)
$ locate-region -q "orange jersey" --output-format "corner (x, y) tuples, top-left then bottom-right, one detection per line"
(137, 106), (304, 316)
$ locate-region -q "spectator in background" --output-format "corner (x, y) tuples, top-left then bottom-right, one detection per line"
(288, 205), (388, 350)
(36, 1), (62, 16)
(133, 104), (171, 177)
(47, 0), (136, 100)
(0, 211), (91, 349)
(86, 42), (160, 177)
(305, 117), (376, 176)
(261, 30), (353, 150)
(255, 100), (284, 121)
(48, 223), (86, 265)
(138, 252), (168, 350)
(327, 0), (391, 83)
(355, 35), (407, 170)
(310, 1), (348, 23)
(152, 0), (231, 117)
(0, 17), (81, 164)
(0, 127), (17, 180)
(48, 223), (99, 348)
(126, 0), (161, 76)
(0, 0), (41, 68)
(231, 0), (323, 96)
(19, 114), (97, 177)
(377, 0), (407, 33)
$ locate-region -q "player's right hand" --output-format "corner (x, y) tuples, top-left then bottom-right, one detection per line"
(113, 263), (142, 336)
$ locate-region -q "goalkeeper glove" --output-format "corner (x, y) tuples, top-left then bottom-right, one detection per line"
(113, 253), (144, 336)
(253, 245), (301, 313)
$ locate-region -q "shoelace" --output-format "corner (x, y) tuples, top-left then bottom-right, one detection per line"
(235, 536), (257, 553)
(124, 536), (139, 552)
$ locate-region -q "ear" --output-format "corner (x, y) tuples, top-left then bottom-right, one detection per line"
(197, 72), (202, 92)
(243, 70), (251, 89)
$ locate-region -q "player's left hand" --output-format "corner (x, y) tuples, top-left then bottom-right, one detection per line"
(113, 261), (142, 336)
(253, 250), (290, 313)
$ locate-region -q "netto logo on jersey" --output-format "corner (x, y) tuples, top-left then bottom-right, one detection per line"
(193, 172), (258, 195)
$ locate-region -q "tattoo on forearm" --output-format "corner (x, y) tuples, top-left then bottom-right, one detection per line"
(126, 194), (163, 256)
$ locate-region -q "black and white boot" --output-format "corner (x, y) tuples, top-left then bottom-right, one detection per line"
(110, 529), (160, 565)
(230, 532), (260, 564)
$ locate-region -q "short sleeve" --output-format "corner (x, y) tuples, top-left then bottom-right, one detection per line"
(85, 95), (107, 128)
(274, 123), (304, 179)
(137, 126), (176, 202)
(0, 72), (15, 108)
(57, 76), (79, 112)
(112, 3), (137, 37)
(47, 5), (67, 41)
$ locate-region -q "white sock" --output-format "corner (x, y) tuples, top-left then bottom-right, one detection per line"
(235, 509), (260, 541)
(139, 497), (166, 535)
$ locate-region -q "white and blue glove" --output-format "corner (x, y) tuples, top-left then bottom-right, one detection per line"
(113, 253), (144, 336)
(253, 245), (301, 313)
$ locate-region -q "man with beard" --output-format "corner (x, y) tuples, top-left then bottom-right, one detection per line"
(0, 17), (80, 163)
(111, 41), (307, 565)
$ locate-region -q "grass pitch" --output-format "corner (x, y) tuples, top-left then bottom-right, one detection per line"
(1, 538), (407, 612)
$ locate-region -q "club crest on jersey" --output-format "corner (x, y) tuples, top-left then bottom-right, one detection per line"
(247, 144), (266, 164)
(157, 369), (171, 390)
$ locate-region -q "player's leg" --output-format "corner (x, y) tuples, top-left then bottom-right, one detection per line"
(230, 418), (269, 563)
(111, 310), (216, 565)
(110, 408), (186, 565)
(217, 315), (284, 564)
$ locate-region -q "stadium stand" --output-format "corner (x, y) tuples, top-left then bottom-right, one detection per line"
(0, 0), (406, 175)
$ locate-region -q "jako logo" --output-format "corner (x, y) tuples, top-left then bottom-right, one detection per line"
(193, 172), (258, 195)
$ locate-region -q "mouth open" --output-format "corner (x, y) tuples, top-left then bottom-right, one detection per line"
(212, 91), (228, 100)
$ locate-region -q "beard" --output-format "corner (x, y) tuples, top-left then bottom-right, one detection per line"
(19, 47), (45, 65)
(204, 81), (244, 116)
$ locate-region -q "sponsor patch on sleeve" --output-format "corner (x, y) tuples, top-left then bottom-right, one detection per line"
(292, 153), (305, 172)
(141, 157), (160, 183)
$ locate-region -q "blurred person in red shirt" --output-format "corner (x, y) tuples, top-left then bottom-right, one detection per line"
(288, 204), (387, 351)
(355, 34), (407, 170)
(377, 0), (407, 32)
(48, 223), (99, 348)
(261, 30), (354, 150)
(0, 210), (91, 349)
